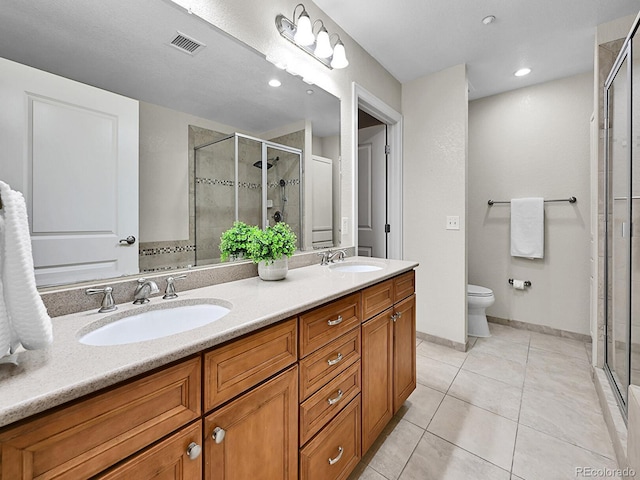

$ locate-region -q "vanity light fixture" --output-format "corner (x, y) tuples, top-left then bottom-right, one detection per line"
(514, 67), (532, 77)
(275, 3), (349, 69)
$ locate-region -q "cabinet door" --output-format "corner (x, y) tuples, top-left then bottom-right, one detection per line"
(393, 295), (416, 413)
(361, 308), (393, 453)
(97, 423), (202, 480)
(204, 366), (298, 480)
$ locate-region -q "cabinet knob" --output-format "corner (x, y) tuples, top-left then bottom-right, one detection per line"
(212, 426), (226, 444)
(186, 442), (202, 460)
(328, 446), (344, 465)
(391, 313), (398, 322)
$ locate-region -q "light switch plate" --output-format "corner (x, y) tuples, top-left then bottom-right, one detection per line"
(446, 216), (460, 230)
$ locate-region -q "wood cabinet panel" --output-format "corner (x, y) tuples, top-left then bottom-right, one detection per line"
(299, 395), (361, 480)
(299, 361), (361, 445)
(361, 280), (393, 320)
(299, 293), (360, 358)
(393, 295), (417, 414)
(393, 270), (415, 303)
(204, 318), (297, 411)
(299, 328), (360, 402)
(204, 366), (298, 480)
(0, 357), (201, 480)
(97, 422), (202, 480)
(361, 309), (394, 453)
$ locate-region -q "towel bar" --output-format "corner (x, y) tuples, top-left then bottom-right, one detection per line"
(488, 196), (576, 206)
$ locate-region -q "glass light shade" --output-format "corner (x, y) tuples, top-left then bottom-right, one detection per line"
(294, 13), (314, 46)
(314, 28), (333, 58)
(330, 42), (348, 69)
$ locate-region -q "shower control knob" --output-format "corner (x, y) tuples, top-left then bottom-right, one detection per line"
(273, 211), (282, 222)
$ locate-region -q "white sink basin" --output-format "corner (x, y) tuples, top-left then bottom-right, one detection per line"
(79, 302), (231, 346)
(329, 261), (385, 273)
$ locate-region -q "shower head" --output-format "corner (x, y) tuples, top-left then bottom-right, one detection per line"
(252, 156), (280, 170)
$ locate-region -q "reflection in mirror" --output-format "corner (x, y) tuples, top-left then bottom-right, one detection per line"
(0, 0), (340, 287)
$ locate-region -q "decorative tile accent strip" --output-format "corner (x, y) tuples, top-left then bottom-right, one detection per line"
(139, 245), (197, 256)
(196, 177), (234, 187)
(237, 181), (261, 190)
(268, 178), (300, 189)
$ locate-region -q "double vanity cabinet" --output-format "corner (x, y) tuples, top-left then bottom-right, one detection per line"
(0, 269), (415, 480)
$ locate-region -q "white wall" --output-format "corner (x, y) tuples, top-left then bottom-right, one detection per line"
(169, 0), (402, 248)
(139, 101), (240, 243)
(402, 64), (468, 345)
(468, 72), (592, 335)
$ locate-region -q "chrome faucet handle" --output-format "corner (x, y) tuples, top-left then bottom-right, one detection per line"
(317, 250), (331, 266)
(133, 278), (159, 305)
(163, 274), (187, 299)
(86, 286), (117, 313)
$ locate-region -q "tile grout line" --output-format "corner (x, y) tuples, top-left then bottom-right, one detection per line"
(510, 337), (531, 476)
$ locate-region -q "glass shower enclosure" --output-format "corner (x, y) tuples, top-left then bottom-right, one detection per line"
(193, 133), (302, 266)
(604, 19), (640, 418)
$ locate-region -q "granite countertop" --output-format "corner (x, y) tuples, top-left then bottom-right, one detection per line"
(0, 257), (418, 429)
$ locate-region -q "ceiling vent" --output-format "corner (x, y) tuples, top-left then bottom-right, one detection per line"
(169, 31), (205, 56)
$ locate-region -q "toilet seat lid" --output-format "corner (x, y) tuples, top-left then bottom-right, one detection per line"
(467, 284), (493, 297)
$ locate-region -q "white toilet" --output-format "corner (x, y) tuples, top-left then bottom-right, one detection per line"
(467, 284), (495, 337)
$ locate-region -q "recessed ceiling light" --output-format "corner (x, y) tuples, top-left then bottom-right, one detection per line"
(482, 15), (496, 25)
(268, 79), (282, 87)
(306, 89), (314, 95)
(514, 68), (531, 77)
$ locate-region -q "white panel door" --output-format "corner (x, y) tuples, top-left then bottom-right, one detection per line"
(311, 155), (333, 247)
(0, 57), (139, 286)
(358, 125), (386, 258)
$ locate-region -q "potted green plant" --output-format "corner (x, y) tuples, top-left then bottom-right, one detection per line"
(246, 222), (297, 280)
(219, 221), (257, 262)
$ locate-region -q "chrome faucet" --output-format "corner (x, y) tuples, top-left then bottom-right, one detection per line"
(328, 249), (347, 263)
(85, 286), (117, 313)
(133, 278), (159, 305)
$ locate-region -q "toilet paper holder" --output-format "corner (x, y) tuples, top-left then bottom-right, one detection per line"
(509, 279), (531, 287)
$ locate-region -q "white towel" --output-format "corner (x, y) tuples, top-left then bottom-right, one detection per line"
(510, 197), (544, 259)
(0, 181), (52, 352)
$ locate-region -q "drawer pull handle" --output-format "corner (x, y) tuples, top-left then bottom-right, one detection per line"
(327, 315), (343, 326)
(327, 352), (343, 366)
(186, 442), (202, 460)
(212, 426), (226, 444)
(327, 389), (343, 405)
(328, 446), (344, 465)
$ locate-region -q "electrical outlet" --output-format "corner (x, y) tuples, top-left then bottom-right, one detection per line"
(342, 217), (349, 236)
(446, 216), (460, 230)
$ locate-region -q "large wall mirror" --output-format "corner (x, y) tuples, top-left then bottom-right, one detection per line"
(0, 0), (341, 287)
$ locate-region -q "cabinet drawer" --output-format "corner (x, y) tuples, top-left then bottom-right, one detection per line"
(97, 422), (202, 479)
(204, 318), (297, 411)
(394, 270), (415, 303)
(0, 357), (201, 480)
(299, 328), (360, 401)
(299, 293), (361, 358)
(361, 279), (394, 320)
(300, 395), (361, 480)
(300, 361), (361, 445)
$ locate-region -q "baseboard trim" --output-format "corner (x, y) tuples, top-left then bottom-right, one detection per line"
(416, 331), (466, 352)
(487, 316), (591, 343)
(592, 366), (627, 468)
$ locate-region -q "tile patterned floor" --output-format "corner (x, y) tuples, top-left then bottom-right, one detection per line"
(348, 323), (618, 480)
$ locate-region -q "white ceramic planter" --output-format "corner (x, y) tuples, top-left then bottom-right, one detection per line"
(257, 258), (288, 281)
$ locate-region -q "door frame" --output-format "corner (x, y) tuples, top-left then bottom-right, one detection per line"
(352, 82), (403, 259)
